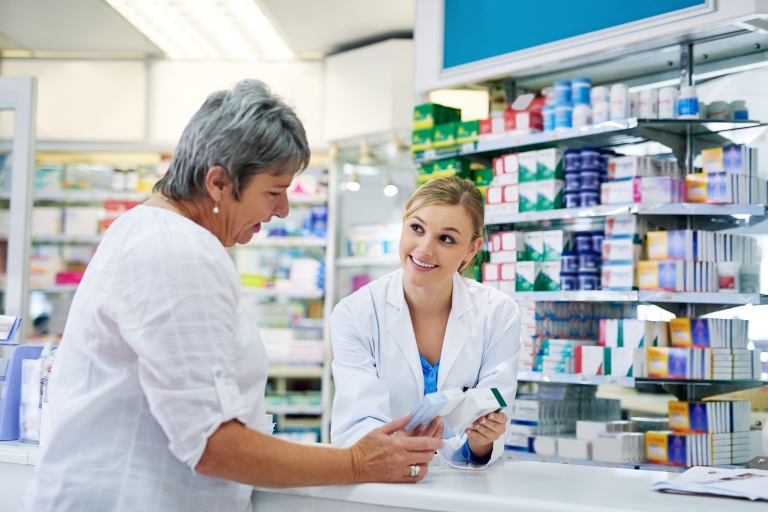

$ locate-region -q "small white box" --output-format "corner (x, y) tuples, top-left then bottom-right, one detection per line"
(576, 421), (609, 441)
(499, 262), (516, 281)
(445, 388), (506, 431)
(557, 437), (592, 460)
(503, 184), (519, 203)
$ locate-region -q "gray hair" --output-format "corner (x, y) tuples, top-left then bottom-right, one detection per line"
(154, 79), (310, 200)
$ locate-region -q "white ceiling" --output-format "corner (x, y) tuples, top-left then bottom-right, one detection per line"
(0, 0), (415, 58)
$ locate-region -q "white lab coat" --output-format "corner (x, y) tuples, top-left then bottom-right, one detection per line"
(330, 268), (521, 468)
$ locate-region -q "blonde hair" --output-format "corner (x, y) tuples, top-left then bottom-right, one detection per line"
(403, 176), (485, 275)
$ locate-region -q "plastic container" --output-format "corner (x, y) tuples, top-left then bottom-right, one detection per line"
(554, 80), (572, 104)
(706, 101), (728, 120)
(592, 101), (609, 123)
(658, 87), (677, 119)
(591, 231), (605, 254)
(728, 100), (748, 120)
(591, 86), (610, 104)
(560, 272), (578, 291)
(580, 147), (600, 169)
(571, 77), (592, 105)
(677, 86), (699, 119)
(578, 270), (600, 291)
(580, 189), (600, 207)
(564, 149), (582, 171)
(609, 83), (629, 120)
(578, 251), (601, 272)
(564, 191), (581, 209)
(574, 233), (592, 253)
(564, 172), (581, 191)
(555, 103), (573, 128)
(543, 104), (556, 131)
(572, 103), (592, 128)
(599, 150), (615, 172)
(638, 89), (658, 119)
(561, 251), (579, 273)
(717, 261), (741, 292)
(579, 169), (601, 189)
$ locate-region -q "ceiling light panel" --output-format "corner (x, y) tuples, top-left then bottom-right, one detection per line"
(105, 0), (294, 60)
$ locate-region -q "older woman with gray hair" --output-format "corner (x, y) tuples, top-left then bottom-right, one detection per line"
(21, 79), (442, 512)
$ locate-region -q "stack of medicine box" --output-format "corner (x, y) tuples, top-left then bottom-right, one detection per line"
(417, 157), (472, 186)
(411, 103), (462, 157)
(514, 149), (564, 213)
(632, 317), (762, 380)
(637, 229), (759, 293)
(686, 144), (767, 205)
(600, 215), (645, 291)
(486, 152), (520, 214)
(601, 155), (684, 205)
(646, 400), (754, 466)
(482, 230), (524, 292)
(507, 397), (623, 458)
(517, 230), (573, 292)
(575, 319), (669, 377)
(536, 302), (629, 348)
(562, 148), (614, 209)
(518, 300), (537, 372)
(557, 420), (645, 464)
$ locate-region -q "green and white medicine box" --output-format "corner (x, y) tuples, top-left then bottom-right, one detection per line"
(524, 231), (544, 262)
(537, 179), (564, 211)
(518, 151), (538, 183)
(413, 103), (461, 130)
(536, 261), (562, 291)
(473, 167), (494, 187)
(456, 120), (479, 144)
(516, 261), (540, 292)
(543, 230), (574, 262)
(519, 182), (538, 212)
(432, 122), (457, 148)
(412, 128), (433, 152)
(537, 148), (564, 180)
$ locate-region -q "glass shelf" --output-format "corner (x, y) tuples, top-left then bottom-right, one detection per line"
(414, 119), (766, 164)
(517, 371), (635, 387)
(241, 288), (324, 300)
(506, 291), (638, 303)
(335, 255), (401, 267)
(503, 291), (763, 305)
(485, 203), (766, 226)
(242, 237), (327, 248)
(637, 291), (762, 305)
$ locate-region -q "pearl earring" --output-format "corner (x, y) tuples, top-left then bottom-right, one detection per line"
(213, 202), (219, 214)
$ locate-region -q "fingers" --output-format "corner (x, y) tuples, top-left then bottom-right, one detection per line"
(421, 416), (444, 439)
(379, 414), (412, 435)
(398, 434), (443, 452)
(467, 412), (507, 444)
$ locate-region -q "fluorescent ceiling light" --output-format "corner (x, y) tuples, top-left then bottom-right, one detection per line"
(106, 0), (294, 60)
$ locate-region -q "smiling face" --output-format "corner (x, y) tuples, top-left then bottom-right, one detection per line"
(399, 203), (482, 290)
(224, 170), (293, 246)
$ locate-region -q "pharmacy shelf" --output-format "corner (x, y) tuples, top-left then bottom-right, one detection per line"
(335, 255), (401, 267)
(485, 203), (766, 225)
(517, 371), (635, 387)
(29, 285), (79, 294)
(637, 291), (762, 305)
(288, 195), (328, 206)
(32, 189), (151, 203)
(506, 291), (638, 302)
(241, 288), (324, 300)
(414, 119), (766, 164)
(267, 364), (323, 379)
(503, 290), (762, 305)
(243, 237), (326, 248)
(31, 234), (103, 244)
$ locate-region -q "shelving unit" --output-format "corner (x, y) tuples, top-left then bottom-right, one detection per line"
(335, 254), (401, 267)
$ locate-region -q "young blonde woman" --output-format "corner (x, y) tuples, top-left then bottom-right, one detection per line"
(331, 176), (521, 468)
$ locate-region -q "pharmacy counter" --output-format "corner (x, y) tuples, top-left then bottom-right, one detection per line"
(251, 461), (765, 512)
(0, 441), (38, 512)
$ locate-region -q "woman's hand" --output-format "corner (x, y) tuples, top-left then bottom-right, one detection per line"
(466, 411), (508, 459)
(392, 416), (444, 440)
(349, 415), (444, 483)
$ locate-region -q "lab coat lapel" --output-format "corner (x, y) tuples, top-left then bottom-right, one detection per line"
(438, 273), (472, 389)
(386, 269), (424, 396)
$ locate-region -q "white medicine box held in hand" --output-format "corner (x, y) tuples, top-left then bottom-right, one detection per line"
(446, 388), (507, 431)
(405, 387), (465, 431)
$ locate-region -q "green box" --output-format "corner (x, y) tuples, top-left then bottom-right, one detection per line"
(537, 148), (564, 180)
(536, 180), (564, 211)
(516, 262), (540, 292)
(518, 151), (538, 183)
(473, 167), (494, 187)
(418, 157), (471, 185)
(456, 120), (479, 144)
(432, 122), (457, 149)
(413, 103), (462, 130)
(412, 128), (433, 152)
(519, 182), (538, 212)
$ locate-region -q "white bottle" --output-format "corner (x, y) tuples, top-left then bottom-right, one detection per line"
(677, 86), (700, 119)
(592, 101), (610, 124)
(658, 87), (678, 119)
(609, 83), (629, 120)
(638, 89), (659, 119)
(572, 103), (592, 128)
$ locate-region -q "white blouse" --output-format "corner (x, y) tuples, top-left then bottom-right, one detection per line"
(21, 206), (271, 512)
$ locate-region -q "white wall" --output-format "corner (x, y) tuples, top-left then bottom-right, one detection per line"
(0, 58), (327, 150)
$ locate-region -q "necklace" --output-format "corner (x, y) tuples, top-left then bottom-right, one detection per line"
(158, 193), (187, 217)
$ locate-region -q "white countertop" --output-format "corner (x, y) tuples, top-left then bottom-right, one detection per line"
(253, 461), (767, 512)
(0, 441), (39, 466)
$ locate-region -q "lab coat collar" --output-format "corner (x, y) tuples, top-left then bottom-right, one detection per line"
(386, 269), (473, 393)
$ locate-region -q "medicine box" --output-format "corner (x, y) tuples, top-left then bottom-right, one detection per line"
(445, 388), (506, 431)
(524, 231), (544, 262)
(536, 148), (564, 180)
(456, 120), (479, 144)
(537, 179), (564, 211)
(519, 182), (538, 212)
(537, 261), (561, 291)
(516, 262), (540, 292)
(518, 151), (538, 183)
(405, 387), (465, 431)
(432, 122), (457, 148)
(411, 128), (433, 152)
(543, 230), (573, 262)
(413, 103), (461, 130)
(601, 263), (636, 290)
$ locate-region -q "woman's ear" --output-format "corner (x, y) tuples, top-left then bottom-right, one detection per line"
(205, 165), (233, 201)
(464, 236), (483, 262)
